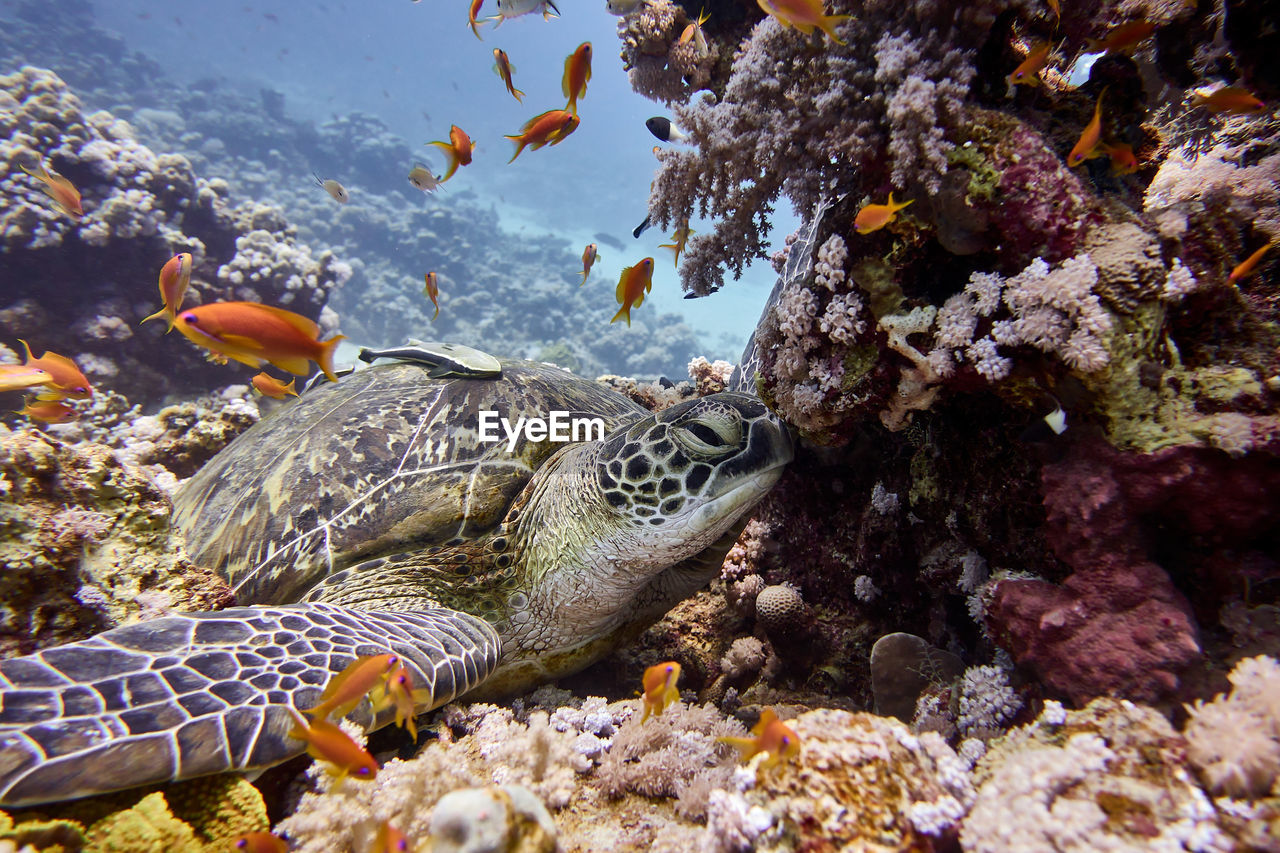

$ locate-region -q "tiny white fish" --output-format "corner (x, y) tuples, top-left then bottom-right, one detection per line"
(313, 172), (349, 203)
(492, 0), (558, 26)
(607, 0), (645, 15)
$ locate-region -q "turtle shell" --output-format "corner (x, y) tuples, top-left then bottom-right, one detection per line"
(173, 360), (647, 606)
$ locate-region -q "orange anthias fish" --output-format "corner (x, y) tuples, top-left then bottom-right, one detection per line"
(468, 0), (486, 38)
(1191, 85), (1266, 115)
(611, 257), (655, 327)
(1067, 89), (1107, 168)
(659, 221), (695, 268)
(18, 340), (92, 399)
(1229, 242), (1275, 283)
(376, 821), (411, 853)
(1007, 41), (1053, 88)
(549, 112), (581, 145)
(424, 272), (440, 320)
(678, 8), (711, 57)
(17, 399), (79, 424)
(504, 110), (577, 162)
(0, 363), (51, 394)
(1101, 141), (1139, 175)
(580, 243), (598, 285)
(493, 48), (524, 102)
(141, 252), (194, 332)
(173, 302), (346, 382)
(640, 660), (682, 722)
(427, 125), (474, 182)
(372, 662), (431, 741)
(19, 160), (84, 219)
(757, 0), (851, 45)
(854, 192), (913, 234)
(232, 831), (289, 853)
(287, 707), (380, 781)
(562, 42), (592, 115)
(250, 372), (299, 400)
(718, 708), (801, 772)
(305, 653), (399, 721)
(1087, 20), (1158, 54)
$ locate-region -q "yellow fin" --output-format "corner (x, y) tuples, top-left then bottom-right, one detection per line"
(220, 333), (266, 351)
(268, 355), (313, 377)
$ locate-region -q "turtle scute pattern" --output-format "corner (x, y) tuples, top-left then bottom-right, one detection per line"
(174, 360), (646, 606)
(0, 603), (498, 807)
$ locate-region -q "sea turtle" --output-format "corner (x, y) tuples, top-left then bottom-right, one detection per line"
(0, 351), (792, 806)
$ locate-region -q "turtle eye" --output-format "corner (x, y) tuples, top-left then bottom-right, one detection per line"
(674, 415), (740, 457)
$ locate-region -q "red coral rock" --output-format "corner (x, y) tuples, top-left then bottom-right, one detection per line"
(987, 435), (1280, 705)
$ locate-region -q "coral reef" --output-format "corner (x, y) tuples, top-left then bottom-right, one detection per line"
(0, 65), (348, 408)
(618, 0), (1280, 717)
(0, 424), (232, 657)
(0, 776), (269, 853)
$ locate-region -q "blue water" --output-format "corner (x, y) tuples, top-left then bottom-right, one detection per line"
(91, 0), (800, 365)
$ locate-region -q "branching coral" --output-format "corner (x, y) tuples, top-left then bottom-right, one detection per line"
(641, 0), (1031, 296)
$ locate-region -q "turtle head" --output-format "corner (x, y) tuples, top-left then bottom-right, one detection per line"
(595, 392), (792, 553)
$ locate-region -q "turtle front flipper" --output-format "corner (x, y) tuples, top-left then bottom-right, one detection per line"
(0, 602), (500, 807)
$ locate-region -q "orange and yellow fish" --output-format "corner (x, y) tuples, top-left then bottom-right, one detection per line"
(611, 257), (655, 326)
(757, 0), (851, 45)
(504, 110), (577, 162)
(19, 160), (83, 219)
(173, 302), (345, 382)
(854, 192), (913, 234)
(580, 243), (598, 285)
(1087, 20), (1157, 55)
(562, 42), (592, 115)
(287, 707), (380, 781)
(1007, 41), (1053, 88)
(305, 653), (400, 721)
(1067, 88), (1107, 168)
(424, 272), (440, 320)
(468, 0), (486, 38)
(17, 340), (92, 399)
(1191, 85), (1266, 115)
(659, 221), (695, 268)
(17, 399), (78, 424)
(232, 831), (289, 853)
(718, 707), (801, 772)
(640, 660), (681, 722)
(678, 8), (711, 57)
(372, 661), (431, 741)
(250, 372), (299, 400)
(1101, 141), (1138, 175)
(376, 821), (411, 853)
(0, 363), (51, 394)
(1229, 242), (1274, 283)
(493, 48), (524, 102)
(141, 252), (194, 332)
(427, 125), (474, 182)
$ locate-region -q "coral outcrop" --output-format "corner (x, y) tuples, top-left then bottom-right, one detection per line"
(618, 0), (1280, 711)
(0, 66), (349, 408)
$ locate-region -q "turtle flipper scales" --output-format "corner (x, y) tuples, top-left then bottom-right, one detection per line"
(0, 603), (500, 806)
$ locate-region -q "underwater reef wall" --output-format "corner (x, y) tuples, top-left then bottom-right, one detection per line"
(0, 65), (348, 408)
(620, 0), (1280, 708)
